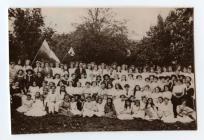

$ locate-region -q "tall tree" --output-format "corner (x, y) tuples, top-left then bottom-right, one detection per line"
(9, 8), (45, 61)
(61, 8), (129, 64)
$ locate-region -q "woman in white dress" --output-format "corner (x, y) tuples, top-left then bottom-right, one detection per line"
(82, 96), (97, 117)
(112, 83), (123, 98)
(17, 94), (33, 113)
(25, 94), (47, 117)
(70, 96), (82, 116)
(57, 85), (66, 107)
(159, 98), (175, 123)
(131, 100), (145, 119)
(95, 97), (106, 117)
(113, 94), (126, 115)
(162, 85), (172, 100)
(45, 86), (60, 114)
(117, 99), (133, 120)
(74, 82), (83, 95)
(150, 87), (163, 106)
(66, 81), (75, 96)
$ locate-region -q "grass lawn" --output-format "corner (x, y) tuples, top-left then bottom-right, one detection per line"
(11, 111), (197, 134)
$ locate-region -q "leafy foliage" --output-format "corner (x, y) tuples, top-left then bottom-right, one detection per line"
(9, 8), (194, 66)
(129, 8), (194, 66)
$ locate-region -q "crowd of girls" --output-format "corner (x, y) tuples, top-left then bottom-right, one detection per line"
(10, 59), (196, 123)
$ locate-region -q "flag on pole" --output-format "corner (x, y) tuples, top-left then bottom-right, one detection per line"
(68, 47), (75, 56)
(34, 40), (60, 63)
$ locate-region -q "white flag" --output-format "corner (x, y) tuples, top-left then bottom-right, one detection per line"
(37, 40), (60, 63)
(68, 47), (75, 56)
(126, 48), (131, 57)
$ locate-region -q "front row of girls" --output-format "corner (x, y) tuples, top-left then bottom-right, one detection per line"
(16, 85), (196, 123)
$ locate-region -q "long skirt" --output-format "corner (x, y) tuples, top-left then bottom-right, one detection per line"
(132, 111), (145, 119)
(58, 107), (73, 116)
(82, 110), (95, 117)
(16, 105), (31, 113)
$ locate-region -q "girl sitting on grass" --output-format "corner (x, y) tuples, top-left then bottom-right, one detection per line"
(144, 98), (158, 120)
(25, 93), (47, 117)
(117, 99), (133, 120)
(58, 94), (72, 116)
(104, 98), (116, 118)
(17, 94), (33, 113)
(131, 100), (145, 119)
(82, 96), (97, 117)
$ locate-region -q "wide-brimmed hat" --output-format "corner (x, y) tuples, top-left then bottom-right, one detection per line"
(26, 69), (34, 74)
(120, 94), (126, 98)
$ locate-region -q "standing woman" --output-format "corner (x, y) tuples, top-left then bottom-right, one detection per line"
(23, 59), (32, 72)
(171, 79), (185, 118)
(43, 62), (53, 77)
(184, 82), (195, 109)
(14, 59), (23, 73)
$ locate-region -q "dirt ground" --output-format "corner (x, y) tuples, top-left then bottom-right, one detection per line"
(11, 111), (197, 134)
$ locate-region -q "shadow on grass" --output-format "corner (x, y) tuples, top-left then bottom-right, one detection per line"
(11, 111), (197, 134)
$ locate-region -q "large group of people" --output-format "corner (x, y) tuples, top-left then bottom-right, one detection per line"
(10, 59), (196, 123)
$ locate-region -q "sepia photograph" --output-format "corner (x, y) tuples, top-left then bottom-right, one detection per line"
(9, 7), (196, 134)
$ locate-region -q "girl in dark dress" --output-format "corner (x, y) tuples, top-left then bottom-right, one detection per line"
(104, 98), (116, 118)
(184, 82), (195, 109)
(10, 81), (24, 112)
(14, 69), (25, 89)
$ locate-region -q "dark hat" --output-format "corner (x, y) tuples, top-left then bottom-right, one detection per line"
(103, 74), (110, 78)
(26, 69), (34, 73)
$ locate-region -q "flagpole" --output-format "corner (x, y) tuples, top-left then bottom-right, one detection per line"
(62, 52), (69, 62)
(31, 47), (41, 66)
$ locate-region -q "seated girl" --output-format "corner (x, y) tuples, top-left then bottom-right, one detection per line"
(95, 97), (106, 117)
(58, 94), (72, 116)
(144, 98), (158, 120)
(131, 100), (145, 119)
(113, 94), (126, 115)
(104, 98), (116, 118)
(24, 94), (47, 117)
(140, 96), (147, 110)
(112, 83), (123, 98)
(70, 96), (82, 116)
(82, 96), (97, 117)
(17, 94), (33, 113)
(176, 99), (196, 123)
(158, 97), (175, 123)
(117, 99), (133, 120)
